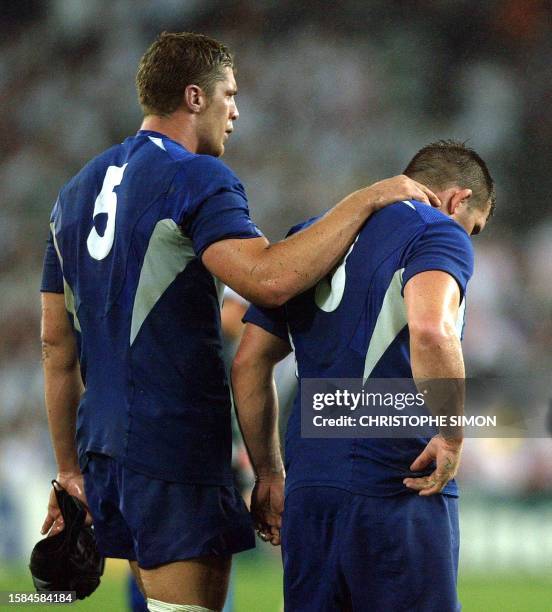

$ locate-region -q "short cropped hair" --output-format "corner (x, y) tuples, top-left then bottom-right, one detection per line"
(136, 32), (234, 116)
(404, 140), (495, 216)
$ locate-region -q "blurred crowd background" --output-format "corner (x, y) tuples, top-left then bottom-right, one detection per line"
(1, 0), (551, 591)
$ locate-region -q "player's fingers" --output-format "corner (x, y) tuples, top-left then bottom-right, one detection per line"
(41, 506), (60, 535)
(255, 519), (273, 543)
(403, 475), (440, 491)
(410, 187), (430, 205)
(413, 181), (441, 208)
(419, 479), (447, 496)
(47, 517), (65, 537)
(264, 510), (282, 529)
(409, 447), (433, 472)
(403, 477), (429, 491)
(410, 470), (449, 496)
(257, 530), (271, 543)
(254, 512), (273, 531)
(419, 485), (444, 496)
(41, 514), (54, 535)
(269, 525), (281, 546)
(253, 519), (264, 533)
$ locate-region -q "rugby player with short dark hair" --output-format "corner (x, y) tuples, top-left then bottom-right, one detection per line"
(39, 31), (440, 612)
(234, 140), (494, 611)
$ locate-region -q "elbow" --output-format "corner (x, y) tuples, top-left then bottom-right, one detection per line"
(252, 282), (291, 308)
(409, 319), (458, 348)
(40, 336), (58, 361)
(41, 317), (69, 351)
(40, 335), (78, 370)
(247, 248), (296, 307)
(231, 346), (275, 390)
(231, 350), (254, 387)
(41, 332), (64, 356)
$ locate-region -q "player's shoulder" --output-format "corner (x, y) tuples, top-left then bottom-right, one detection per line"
(409, 200), (454, 226)
(129, 131), (239, 184)
(389, 201), (470, 236)
(399, 207), (473, 284)
(59, 142), (123, 199)
(411, 201), (473, 250)
(370, 200), (428, 230)
(376, 199), (451, 222)
(185, 153), (239, 182)
(172, 153), (244, 207)
(136, 134), (242, 198)
(375, 199), (438, 223)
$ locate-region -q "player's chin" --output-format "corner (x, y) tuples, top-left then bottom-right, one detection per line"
(209, 142), (225, 157)
(199, 140), (224, 157)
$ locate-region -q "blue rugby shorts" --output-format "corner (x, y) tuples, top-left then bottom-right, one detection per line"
(82, 452), (255, 568)
(282, 486), (460, 612)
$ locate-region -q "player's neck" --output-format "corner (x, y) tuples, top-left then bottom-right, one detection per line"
(140, 112), (200, 153)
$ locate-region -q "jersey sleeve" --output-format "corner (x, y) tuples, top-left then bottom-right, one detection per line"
(401, 220), (474, 300)
(180, 156), (263, 256)
(40, 230), (64, 293)
(285, 215), (321, 238)
(243, 303), (288, 341)
(242, 217), (322, 339)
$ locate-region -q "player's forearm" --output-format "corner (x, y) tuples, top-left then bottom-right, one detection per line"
(204, 177), (440, 307)
(232, 360), (284, 477)
(43, 349), (83, 474)
(251, 189), (378, 306)
(410, 323), (465, 436)
(250, 175), (442, 306)
(410, 321), (465, 379)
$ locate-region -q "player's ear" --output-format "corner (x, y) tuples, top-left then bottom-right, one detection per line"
(183, 84), (205, 113)
(449, 188), (472, 215)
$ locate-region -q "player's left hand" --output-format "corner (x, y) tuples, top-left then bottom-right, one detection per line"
(403, 435), (463, 496)
(251, 473), (284, 546)
(41, 471), (93, 536)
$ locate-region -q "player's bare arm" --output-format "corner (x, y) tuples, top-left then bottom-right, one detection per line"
(402, 270), (465, 496)
(232, 323), (291, 546)
(41, 292), (91, 534)
(203, 175), (441, 307)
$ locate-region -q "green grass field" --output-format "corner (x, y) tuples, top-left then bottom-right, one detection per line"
(2, 551), (551, 611)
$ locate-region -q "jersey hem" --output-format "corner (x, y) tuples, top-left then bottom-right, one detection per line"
(40, 287), (64, 294)
(197, 230), (263, 258)
(285, 479), (459, 498)
(80, 447), (234, 486)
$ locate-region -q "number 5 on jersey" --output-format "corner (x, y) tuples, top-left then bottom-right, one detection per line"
(87, 163), (128, 260)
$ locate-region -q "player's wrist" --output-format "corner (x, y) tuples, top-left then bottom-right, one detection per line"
(436, 433), (464, 449)
(354, 186), (383, 215)
(255, 466), (285, 482)
(56, 467), (82, 480)
(336, 188), (377, 221)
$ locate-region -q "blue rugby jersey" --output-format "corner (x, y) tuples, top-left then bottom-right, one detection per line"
(41, 130), (262, 484)
(245, 201), (473, 496)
